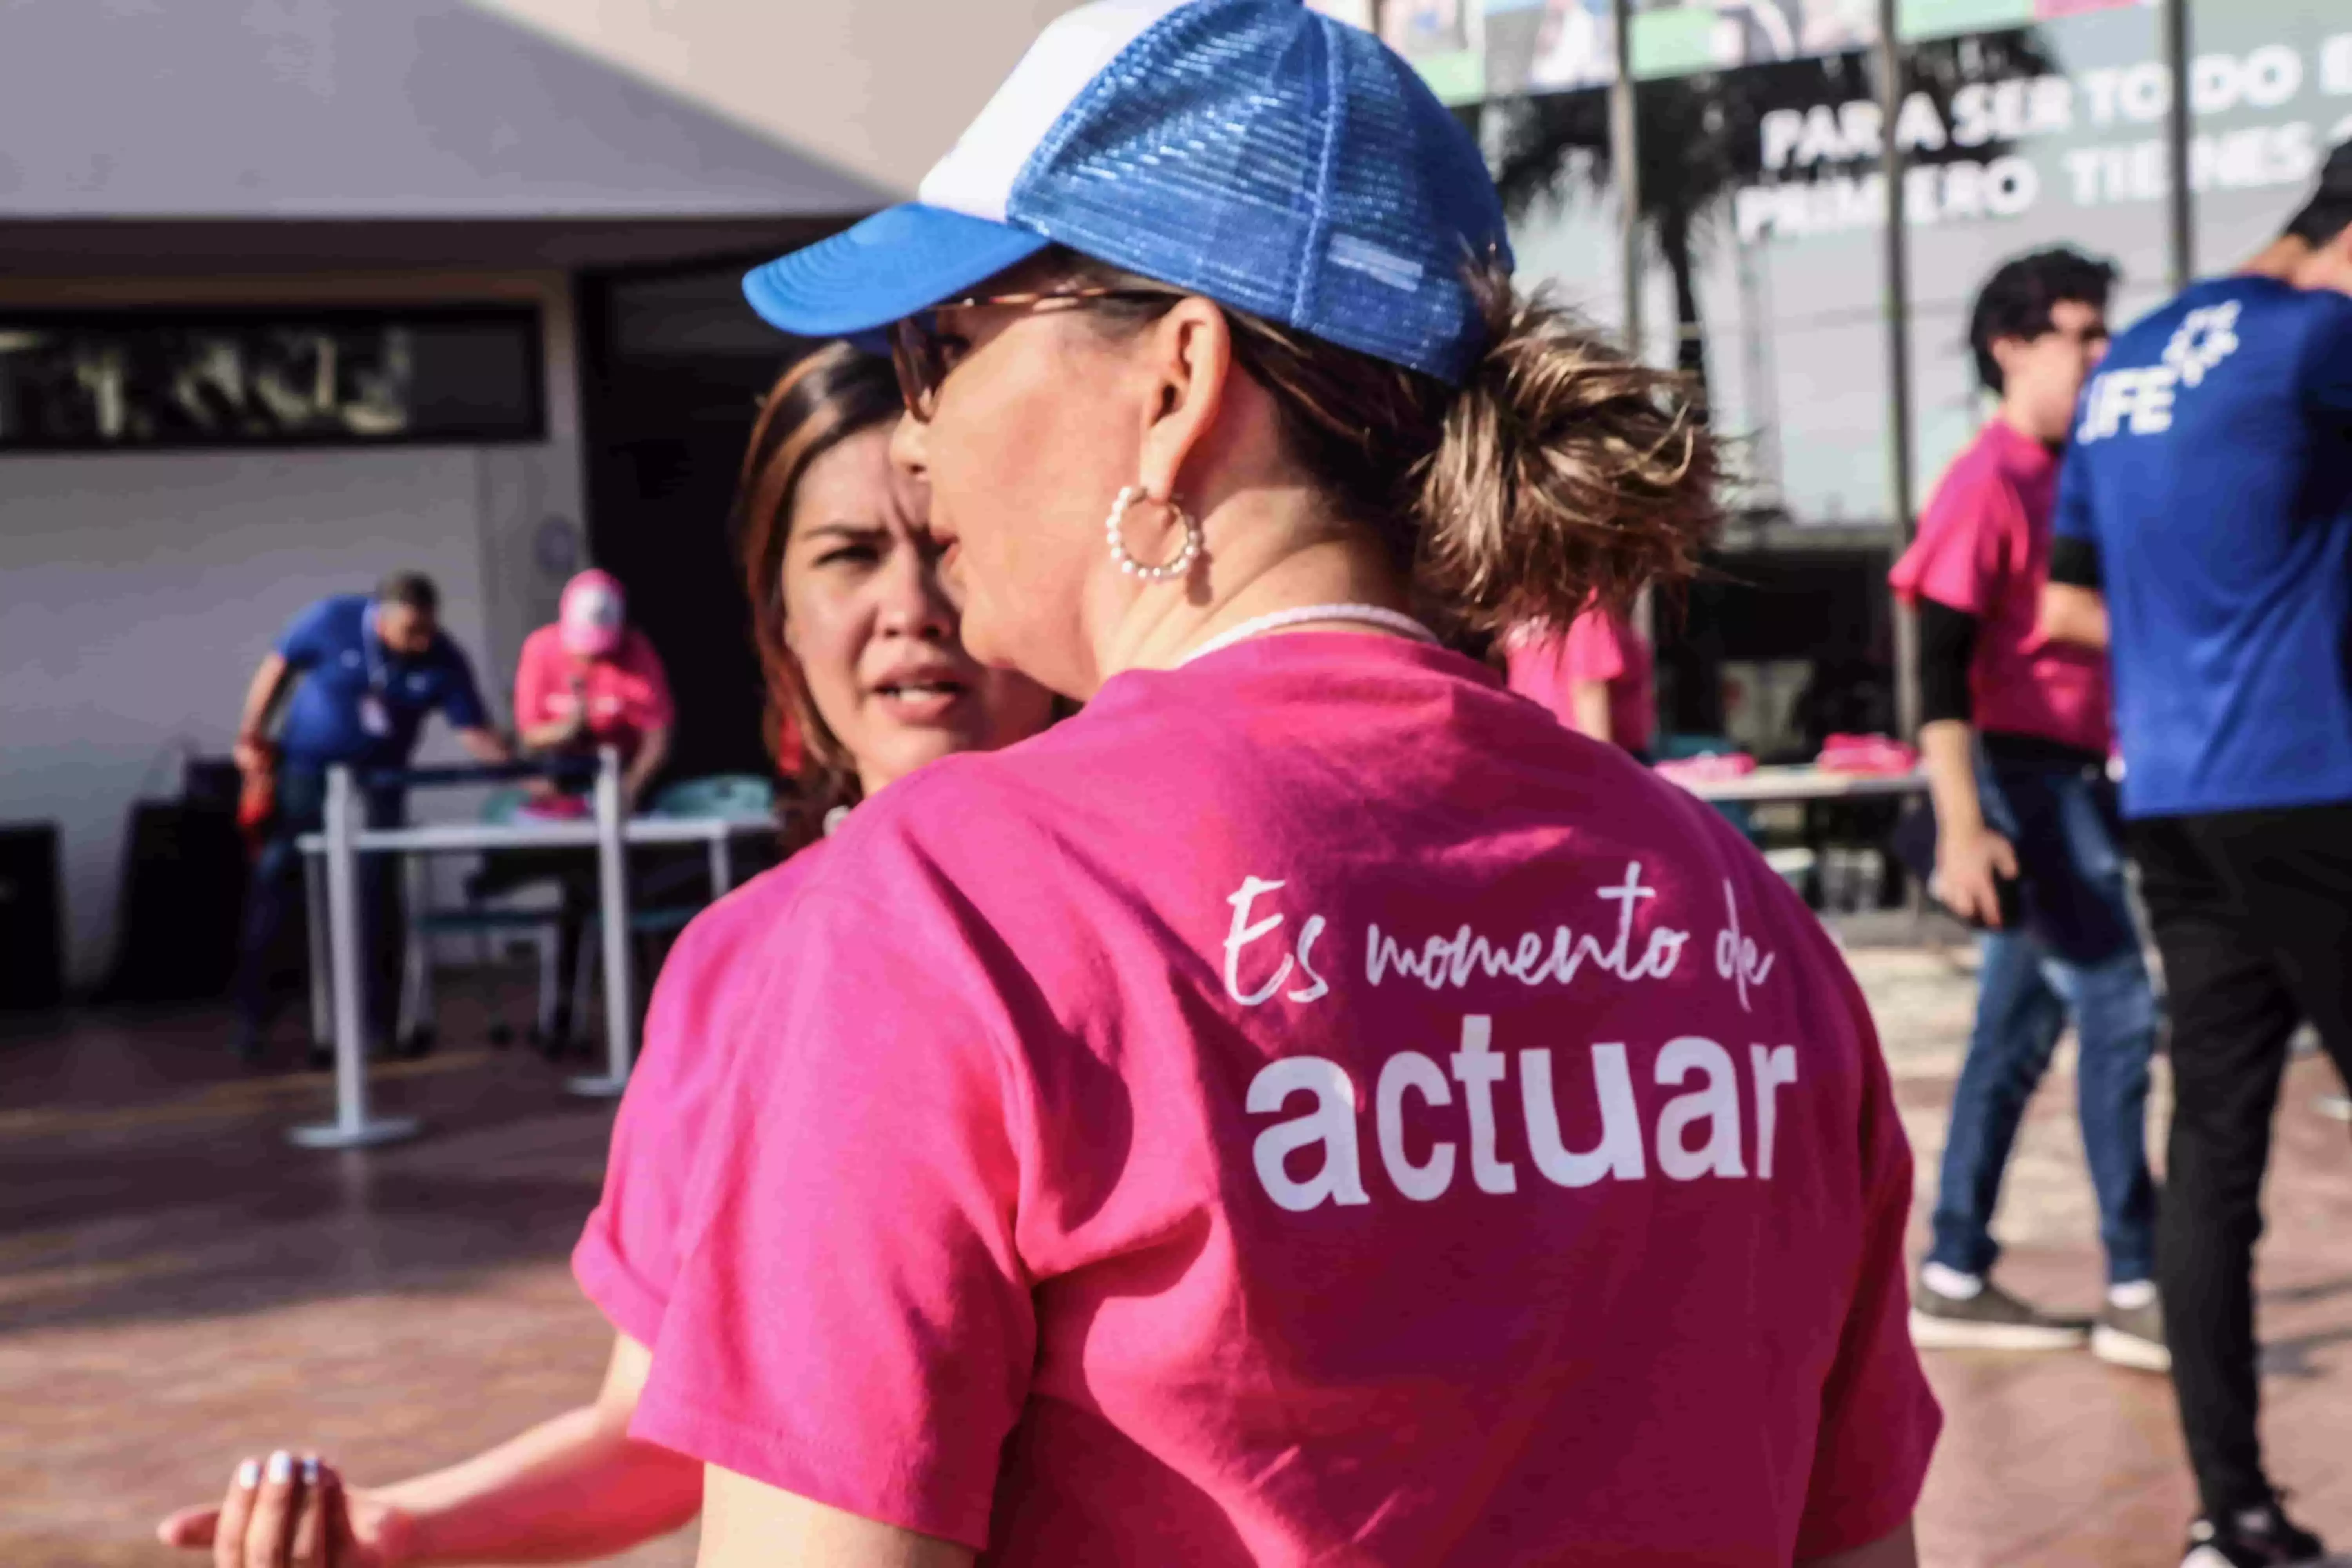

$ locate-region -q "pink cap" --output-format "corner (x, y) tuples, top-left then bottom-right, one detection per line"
(559, 570), (625, 657)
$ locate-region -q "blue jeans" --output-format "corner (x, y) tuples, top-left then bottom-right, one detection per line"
(1927, 753), (2158, 1285)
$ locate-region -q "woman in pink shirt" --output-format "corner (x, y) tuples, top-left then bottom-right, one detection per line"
(514, 569), (677, 815)
(635, 6), (1937, 1567)
(156, 345), (1054, 1566)
(505, 570), (681, 1050)
(1504, 599), (1657, 757)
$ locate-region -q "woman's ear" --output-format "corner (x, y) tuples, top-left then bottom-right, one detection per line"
(1133, 297), (1234, 505)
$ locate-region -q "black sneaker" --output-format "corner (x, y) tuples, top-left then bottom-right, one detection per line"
(1908, 1270), (2089, 1350)
(2181, 1496), (2327, 1567)
(2092, 1295), (2171, 1372)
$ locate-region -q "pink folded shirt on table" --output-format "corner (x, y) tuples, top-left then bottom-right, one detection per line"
(1815, 734), (1921, 775)
(1653, 751), (1759, 788)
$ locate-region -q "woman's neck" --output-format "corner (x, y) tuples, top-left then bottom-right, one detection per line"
(1094, 492), (1414, 682)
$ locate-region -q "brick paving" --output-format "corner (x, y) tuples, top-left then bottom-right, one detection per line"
(2, 934), (2347, 1567)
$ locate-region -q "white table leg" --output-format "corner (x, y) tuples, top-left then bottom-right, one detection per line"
(568, 748), (635, 1098)
(290, 766), (421, 1149)
(303, 848), (332, 1048)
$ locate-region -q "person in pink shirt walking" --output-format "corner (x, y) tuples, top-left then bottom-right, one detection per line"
(630, 6), (1938, 1565)
(156, 345), (1056, 1568)
(1889, 248), (2163, 1371)
(1504, 598), (1656, 757)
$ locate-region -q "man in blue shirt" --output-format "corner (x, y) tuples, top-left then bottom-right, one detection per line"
(2043, 143), (2352, 1568)
(230, 572), (510, 1065)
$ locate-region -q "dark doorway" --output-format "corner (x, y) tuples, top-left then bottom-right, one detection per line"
(577, 260), (823, 785)
(1655, 546), (1896, 753)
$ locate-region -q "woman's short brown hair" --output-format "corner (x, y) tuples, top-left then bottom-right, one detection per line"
(730, 343), (903, 842)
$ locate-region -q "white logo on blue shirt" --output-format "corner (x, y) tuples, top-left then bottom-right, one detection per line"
(2078, 300), (2244, 445)
(2161, 301), (2241, 388)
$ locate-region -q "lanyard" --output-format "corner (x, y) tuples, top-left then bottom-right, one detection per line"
(360, 603), (390, 696)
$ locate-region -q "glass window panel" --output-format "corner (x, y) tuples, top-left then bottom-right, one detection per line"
(2187, 0), (2350, 276)
(1490, 86), (1627, 336)
(1383, 0), (1490, 103)
(0, 308), (541, 452)
(1635, 51), (1895, 527)
(1895, 7), (2170, 501)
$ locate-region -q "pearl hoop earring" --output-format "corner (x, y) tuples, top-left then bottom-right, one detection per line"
(1104, 485), (1202, 583)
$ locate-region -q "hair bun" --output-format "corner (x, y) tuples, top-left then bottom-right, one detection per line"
(1415, 265), (1722, 636)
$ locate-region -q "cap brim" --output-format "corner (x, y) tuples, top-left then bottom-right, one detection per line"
(742, 204), (1052, 337)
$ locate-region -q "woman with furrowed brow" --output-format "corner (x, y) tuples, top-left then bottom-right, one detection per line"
(641, 3), (1941, 1565)
(156, 345), (1056, 1568)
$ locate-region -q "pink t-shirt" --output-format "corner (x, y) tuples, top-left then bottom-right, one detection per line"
(637, 633), (1938, 1565)
(1506, 605), (1656, 755)
(572, 846), (823, 1345)
(514, 623), (677, 761)
(1889, 419), (2111, 754)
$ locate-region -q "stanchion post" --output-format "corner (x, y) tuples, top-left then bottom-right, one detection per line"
(290, 765), (420, 1149)
(303, 848), (332, 1049)
(568, 746), (636, 1098)
(1877, 0), (1922, 742)
(2161, 0), (2193, 292)
(1609, 0), (1642, 361)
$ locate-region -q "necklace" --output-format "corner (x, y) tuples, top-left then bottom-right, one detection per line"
(1179, 603), (1439, 666)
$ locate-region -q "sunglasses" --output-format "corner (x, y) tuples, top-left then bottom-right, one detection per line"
(888, 288), (1173, 422)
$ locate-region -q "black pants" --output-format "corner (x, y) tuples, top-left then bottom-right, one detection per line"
(2129, 802), (2352, 1519)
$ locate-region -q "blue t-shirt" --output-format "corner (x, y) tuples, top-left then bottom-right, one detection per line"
(2053, 275), (2352, 818)
(274, 594), (491, 767)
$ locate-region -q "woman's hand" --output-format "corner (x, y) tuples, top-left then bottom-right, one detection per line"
(156, 1451), (410, 1568)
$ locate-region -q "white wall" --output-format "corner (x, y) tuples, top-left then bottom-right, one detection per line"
(0, 269), (586, 991)
(0, 445), (573, 988)
(474, 0), (1088, 195)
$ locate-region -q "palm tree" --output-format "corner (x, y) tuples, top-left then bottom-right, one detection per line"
(1488, 28), (2063, 403)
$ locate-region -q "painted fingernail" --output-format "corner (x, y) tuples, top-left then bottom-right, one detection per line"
(301, 1455), (321, 1485)
(265, 1450), (293, 1484)
(237, 1459), (261, 1489)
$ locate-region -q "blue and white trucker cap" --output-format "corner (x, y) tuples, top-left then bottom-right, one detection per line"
(742, 0), (1513, 386)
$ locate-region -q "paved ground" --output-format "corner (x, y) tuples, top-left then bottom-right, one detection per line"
(3, 926), (2348, 1568)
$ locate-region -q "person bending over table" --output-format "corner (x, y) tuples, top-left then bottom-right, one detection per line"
(160, 345), (1056, 1567)
(230, 572), (510, 1067)
(503, 569), (677, 1050)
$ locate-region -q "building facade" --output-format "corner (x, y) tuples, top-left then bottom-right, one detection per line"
(1396, 0), (2352, 751)
(0, 0), (1079, 989)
